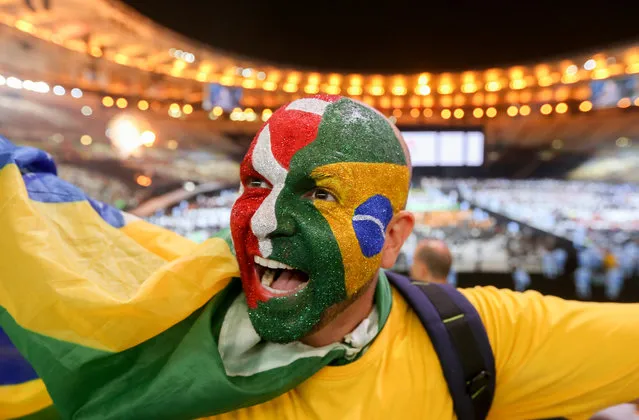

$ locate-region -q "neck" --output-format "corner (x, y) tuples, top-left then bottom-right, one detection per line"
(301, 275), (378, 348)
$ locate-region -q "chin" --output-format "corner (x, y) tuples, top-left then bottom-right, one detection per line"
(247, 282), (367, 344)
(247, 295), (323, 343)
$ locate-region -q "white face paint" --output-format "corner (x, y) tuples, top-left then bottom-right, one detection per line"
(351, 214), (386, 236)
(250, 126), (288, 257)
(285, 98), (331, 116)
(249, 97), (333, 257)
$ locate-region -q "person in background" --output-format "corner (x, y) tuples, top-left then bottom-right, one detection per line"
(604, 248), (617, 272)
(410, 239), (453, 284)
(604, 248), (624, 301)
(575, 264), (593, 299)
(552, 247), (568, 277)
(572, 225), (587, 248)
(575, 246), (597, 300)
(621, 240), (638, 279)
(513, 265), (531, 292)
(542, 247), (559, 279)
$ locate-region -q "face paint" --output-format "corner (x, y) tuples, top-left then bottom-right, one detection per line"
(230, 95), (409, 343)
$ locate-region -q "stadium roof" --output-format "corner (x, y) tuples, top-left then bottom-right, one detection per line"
(123, 1), (639, 73)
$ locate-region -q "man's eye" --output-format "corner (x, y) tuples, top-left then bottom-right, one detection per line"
(309, 188), (336, 202)
(247, 178), (270, 189)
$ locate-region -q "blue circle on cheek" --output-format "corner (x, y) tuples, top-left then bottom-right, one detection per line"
(352, 195), (393, 258)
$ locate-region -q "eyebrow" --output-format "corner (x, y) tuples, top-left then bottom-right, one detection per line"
(311, 170), (335, 180)
(309, 165), (344, 179)
(310, 171), (346, 194)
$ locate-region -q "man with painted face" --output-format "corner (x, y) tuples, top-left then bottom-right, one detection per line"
(230, 95), (413, 346)
(1, 95), (639, 420)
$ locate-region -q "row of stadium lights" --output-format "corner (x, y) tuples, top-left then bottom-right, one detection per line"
(6, 72), (620, 123)
(225, 98), (638, 124)
(8, 17), (639, 96)
(2, 70), (636, 128)
(390, 102), (572, 121)
(101, 95), (197, 119)
(93, 90), (639, 123)
(96, 97), (631, 123)
(99, 94), (257, 122)
(0, 73), (105, 123)
(0, 72), (194, 154)
(104, 97), (637, 122)
(222, 56), (639, 95)
(0, 74), (84, 98)
(0, 73), (180, 152)
(210, 58), (639, 94)
(388, 97), (639, 121)
(0, 72), (196, 123)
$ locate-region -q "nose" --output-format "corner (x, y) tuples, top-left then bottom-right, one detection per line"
(252, 212), (296, 258)
(269, 212), (296, 238)
(250, 190), (297, 257)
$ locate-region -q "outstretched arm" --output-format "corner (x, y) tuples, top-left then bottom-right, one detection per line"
(462, 286), (639, 420)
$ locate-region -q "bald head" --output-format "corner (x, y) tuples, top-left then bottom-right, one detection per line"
(410, 239), (452, 283)
(350, 98), (412, 189)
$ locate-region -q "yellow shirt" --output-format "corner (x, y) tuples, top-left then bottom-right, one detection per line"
(214, 286), (639, 420)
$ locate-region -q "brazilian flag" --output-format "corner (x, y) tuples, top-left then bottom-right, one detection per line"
(0, 328), (57, 419)
(0, 138), (352, 419)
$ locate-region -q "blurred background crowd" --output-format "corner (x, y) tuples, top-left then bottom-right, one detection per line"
(0, 3), (637, 302)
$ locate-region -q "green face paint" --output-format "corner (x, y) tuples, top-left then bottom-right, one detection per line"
(230, 95), (410, 343)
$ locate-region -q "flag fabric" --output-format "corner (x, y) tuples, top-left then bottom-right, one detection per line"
(0, 138), (360, 419)
(0, 328), (54, 419)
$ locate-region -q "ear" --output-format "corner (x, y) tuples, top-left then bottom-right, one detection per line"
(380, 210), (415, 269)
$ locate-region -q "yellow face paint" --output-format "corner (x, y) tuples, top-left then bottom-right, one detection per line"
(311, 162), (410, 296)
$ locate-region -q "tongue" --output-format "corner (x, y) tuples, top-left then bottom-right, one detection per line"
(271, 270), (306, 291)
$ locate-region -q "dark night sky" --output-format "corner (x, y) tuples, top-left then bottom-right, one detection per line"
(123, 1), (638, 73)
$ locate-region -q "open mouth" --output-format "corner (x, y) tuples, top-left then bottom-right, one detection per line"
(254, 255), (310, 297)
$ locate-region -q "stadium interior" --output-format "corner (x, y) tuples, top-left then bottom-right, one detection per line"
(1, 0), (638, 305)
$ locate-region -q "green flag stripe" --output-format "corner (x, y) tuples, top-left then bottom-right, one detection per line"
(1, 280), (345, 420)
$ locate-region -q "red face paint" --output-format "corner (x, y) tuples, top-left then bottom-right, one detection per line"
(230, 96), (339, 308)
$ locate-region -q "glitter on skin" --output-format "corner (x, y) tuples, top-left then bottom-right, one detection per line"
(352, 194), (394, 257)
(250, 125), (288, 257)
(310, 162), (409, 297)
(285, 97), (331, 115)
(230, 95), (409, 343)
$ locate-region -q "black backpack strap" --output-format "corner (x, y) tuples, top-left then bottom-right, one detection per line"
(385, 271), (495, 420)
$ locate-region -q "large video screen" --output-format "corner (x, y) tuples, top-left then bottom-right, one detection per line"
(590, 75), (638, 109)
(401, 129), (485, 167)
(202, 83), (243, 111)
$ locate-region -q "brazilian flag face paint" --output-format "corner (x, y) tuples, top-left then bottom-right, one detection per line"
(230, 95), (410, 343)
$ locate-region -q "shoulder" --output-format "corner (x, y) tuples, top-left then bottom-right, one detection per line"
(458, 286), (559, 317)
(456, 286), (562, 348)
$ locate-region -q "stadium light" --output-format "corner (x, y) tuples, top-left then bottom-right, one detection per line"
(107, 115), (153, 158)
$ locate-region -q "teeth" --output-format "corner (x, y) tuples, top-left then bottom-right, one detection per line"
(261, 269), (275, 287)
(263, 284), (292, 295)
(262, 282), (308, 295)
(253, 255), (294, 270)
